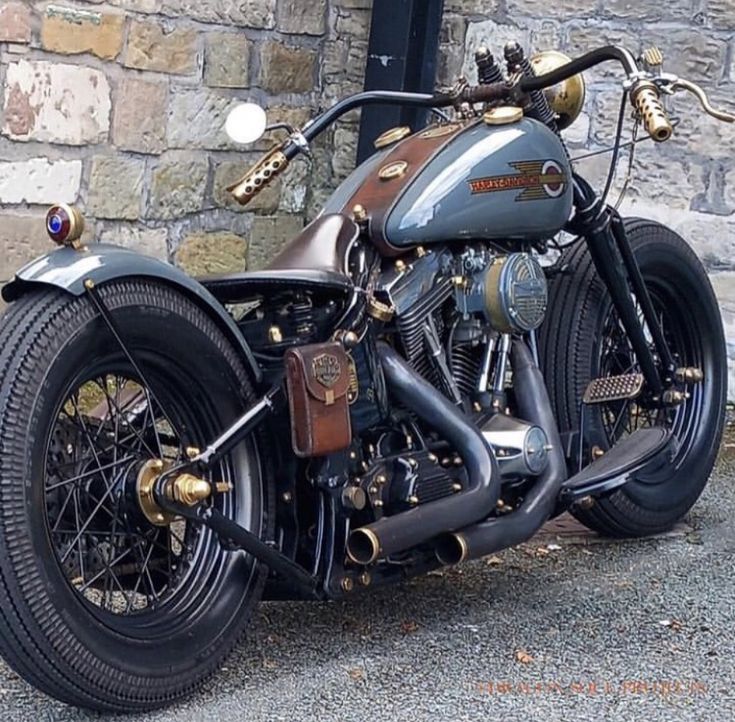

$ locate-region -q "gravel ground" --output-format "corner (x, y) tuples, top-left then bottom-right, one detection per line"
(2, 443), (735, 721)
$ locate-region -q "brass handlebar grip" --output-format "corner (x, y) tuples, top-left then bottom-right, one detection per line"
(631, 81), (673, 142)
(227, 148), (289, 206)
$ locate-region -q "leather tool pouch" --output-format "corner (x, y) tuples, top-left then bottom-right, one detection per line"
(285, 342), (352, 457)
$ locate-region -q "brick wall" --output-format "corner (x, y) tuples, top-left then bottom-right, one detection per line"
(1, 0), (734, 389)
(0, 0), (371, 280)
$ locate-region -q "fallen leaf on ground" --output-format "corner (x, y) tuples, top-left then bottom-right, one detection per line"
(534, 547), (550, 557)
(400, 620), (420, 635)
(658, 619), (684, 631)
(348, 668), (365, 681)
(546, 543), (562, 551)
(485, 555), (503, 566)
(515, 649), (534, 664)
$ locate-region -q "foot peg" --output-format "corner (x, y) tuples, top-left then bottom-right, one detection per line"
(583, 373), (644, 405)
(559, 426), (675, 507)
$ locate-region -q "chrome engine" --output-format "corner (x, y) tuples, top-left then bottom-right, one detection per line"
(374, 246), (551, 482)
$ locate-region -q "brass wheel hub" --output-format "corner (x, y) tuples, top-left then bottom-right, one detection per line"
(136, 460), (213, 527)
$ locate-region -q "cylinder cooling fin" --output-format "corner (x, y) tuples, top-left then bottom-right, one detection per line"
(484, 253), (548, 333)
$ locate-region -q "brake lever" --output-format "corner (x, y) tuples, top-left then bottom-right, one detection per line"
(659, 75), (735, 123)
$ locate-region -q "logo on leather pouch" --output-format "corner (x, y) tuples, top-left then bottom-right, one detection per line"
(468, 160), (567, 201)
(312, 353), (342, 388)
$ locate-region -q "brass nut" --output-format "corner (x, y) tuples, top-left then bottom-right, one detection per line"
(342, 486), (367, 511)
(215, 481), (234, 494)
(341, 577), (355, 593)
(367, 297), (395, 323)
(352, 204), (368, 223)
(185, 447), (201, 460)
(268, 326), (283, 344)
(359, 571), (372, 587)
(169, 474), (212, 506)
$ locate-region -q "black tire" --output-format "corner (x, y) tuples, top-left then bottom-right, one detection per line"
(540, 218), (727, 537)
(0, 280), (272, 712)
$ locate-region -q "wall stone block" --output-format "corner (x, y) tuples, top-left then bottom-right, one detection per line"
(167, 88), (238, 150)
(278, 0), (327, 35)
(248, 215), (304, 270)
(99, 224), (169, 259)
(147, 153), (208, 220)
(112, 77), (168, 154)
(0, 213), (52, 281)
(0, 158), (82, 205)
(204, 33), (251, 88)
(87, 156), (145, 220)
(260, 42), (318, 93)
(159, 0), (276, 28)
(2, 60), (111, 145)
(124, 19), (197, 75)
(176, 232), (248, 275)
(0, 2), (32, 43)
(41, 5), (125, 60)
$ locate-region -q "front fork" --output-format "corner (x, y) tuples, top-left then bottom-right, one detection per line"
(569, 174), (676, 399)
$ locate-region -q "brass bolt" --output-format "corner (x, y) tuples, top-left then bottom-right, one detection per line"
(395, 259), (407, 273)
(359, 571), (372, 587)
(441, 457), (452, 468)
(577, 496), (595, 510)
(374, 500), (384, 509)
(453, 456), (463, 467)
(416, 246), (427, 258)
(282, 491), (293, 503)
(341, 577), (355, 593)
(342, 486), (367, 511)
(83, 279), (95, 290)
(376, 475), (387, 485)
(473, 402), (482, 413)
(215, 481), (234, 494)
(408, 495), (419, 505)
(352, 204), (368, 223)
(409, 458), (418, 469)
(343, 331), (359, 348)
(452, 482), (463, 493)
(349, 451), (358, 460)
(185, 447), (200, 460)
(428, 453), (438, 463)
(170, 474), (212, 506)
(591, 446), (605, 461)
(268, 326), (283, 344)
(369, 486), (378, 495)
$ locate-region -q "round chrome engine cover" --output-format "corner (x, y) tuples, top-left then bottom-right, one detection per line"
(485, 253), (548, 333)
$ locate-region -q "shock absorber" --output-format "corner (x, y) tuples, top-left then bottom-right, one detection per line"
(504, 41), (558, 132)
(475, 46), (504, 86)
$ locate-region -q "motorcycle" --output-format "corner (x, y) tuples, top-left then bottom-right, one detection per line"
(0, 41), (731, 712)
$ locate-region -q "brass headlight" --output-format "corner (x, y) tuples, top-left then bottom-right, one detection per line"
(529, 50), (586, 130)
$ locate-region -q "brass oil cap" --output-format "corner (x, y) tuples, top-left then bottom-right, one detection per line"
(374, 126), (411, 149)
(483, 106), (524, 126)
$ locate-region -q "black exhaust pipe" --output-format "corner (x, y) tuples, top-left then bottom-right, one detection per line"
(435, 341), (567, 565)
(346, 342), (501, 565)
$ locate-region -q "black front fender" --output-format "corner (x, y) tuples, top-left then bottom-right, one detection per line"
(2, 243), (262, 384)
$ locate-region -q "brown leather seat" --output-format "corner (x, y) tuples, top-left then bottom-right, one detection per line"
(201, 214), (359, 302)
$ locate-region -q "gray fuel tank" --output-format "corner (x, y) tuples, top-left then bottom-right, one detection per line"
(386, 118), (572, 247)
(324, 117), (573, 250)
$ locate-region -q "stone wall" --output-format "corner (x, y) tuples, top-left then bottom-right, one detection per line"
(1, 0), (734, 389)
(0, 0), (371, 281)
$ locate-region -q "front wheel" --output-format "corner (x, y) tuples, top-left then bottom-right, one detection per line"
(541, 218), (727, 537)
(0, 280), (272, 712)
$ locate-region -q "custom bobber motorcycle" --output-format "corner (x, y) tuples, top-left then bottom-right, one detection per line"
(0, 41), (732, 711)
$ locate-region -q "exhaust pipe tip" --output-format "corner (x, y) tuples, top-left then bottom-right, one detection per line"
(435, 533), (469, 566)
(347, 528), (381, 565)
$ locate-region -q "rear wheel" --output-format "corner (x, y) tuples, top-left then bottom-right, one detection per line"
(541, 219), (727, 536)
(0, 280), (272, 712)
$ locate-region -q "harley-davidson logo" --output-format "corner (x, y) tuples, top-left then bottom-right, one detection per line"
(468, 160), (568, 202)
(312, 353), (341, 389)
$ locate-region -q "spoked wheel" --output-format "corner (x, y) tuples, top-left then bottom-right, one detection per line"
(542, 219), (727, 536)
(0, 280), (272, 712)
